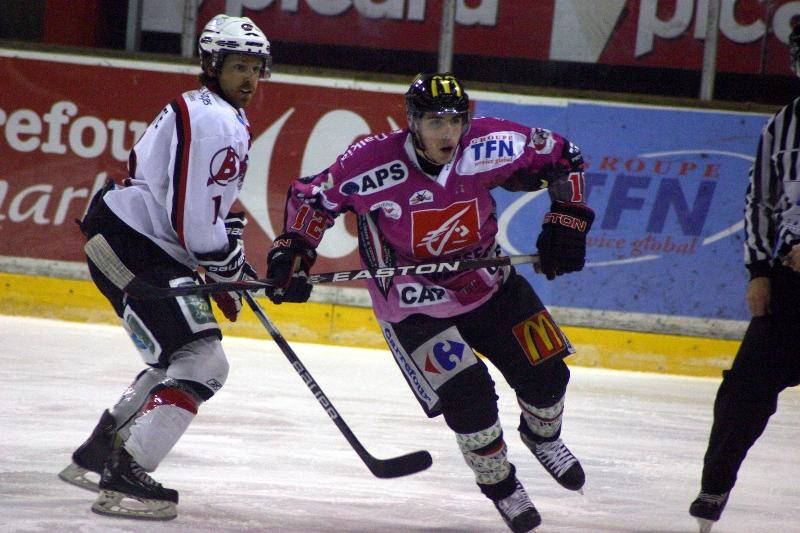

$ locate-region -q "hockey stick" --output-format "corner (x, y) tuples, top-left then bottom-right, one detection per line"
(85, 233), (540, 300)
(242, 291), (433, 479)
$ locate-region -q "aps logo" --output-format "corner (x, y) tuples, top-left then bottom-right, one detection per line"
(340, 160), (408, 195)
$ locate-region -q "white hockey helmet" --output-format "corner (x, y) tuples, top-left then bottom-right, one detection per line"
(198, 14), (272, 79)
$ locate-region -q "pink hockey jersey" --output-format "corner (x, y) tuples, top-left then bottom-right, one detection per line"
(104, 86), (251, 269)
(285, 116), (585, 322)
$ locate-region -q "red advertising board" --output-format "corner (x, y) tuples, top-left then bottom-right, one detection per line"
(0, 52), (407, 274)
(199, 0), (799, 76)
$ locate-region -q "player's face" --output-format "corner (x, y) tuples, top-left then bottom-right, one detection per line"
(217, 54), (263, 109)
(415, 112), (466, 165)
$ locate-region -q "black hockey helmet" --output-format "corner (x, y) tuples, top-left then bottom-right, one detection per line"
(791, 19), (800, 77)
(405, 73), (469, 119)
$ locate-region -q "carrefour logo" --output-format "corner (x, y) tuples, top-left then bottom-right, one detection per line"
(340, 160), (407, 195)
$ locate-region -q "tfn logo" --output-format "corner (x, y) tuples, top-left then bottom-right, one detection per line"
(470, 137), (515, 160)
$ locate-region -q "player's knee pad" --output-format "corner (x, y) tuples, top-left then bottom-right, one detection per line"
(124, 379), (202, 471)
(439, 364), (499, 433)
(455, 419), (513, 488)
(518, 394), (564, 440)
(514, 358), (570, 405)
(166, 336), (229, 400)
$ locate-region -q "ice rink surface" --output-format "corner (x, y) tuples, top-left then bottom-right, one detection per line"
(1, 314), (798, 533)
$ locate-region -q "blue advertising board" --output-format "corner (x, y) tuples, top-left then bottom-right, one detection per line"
(478, 99), (771, 322)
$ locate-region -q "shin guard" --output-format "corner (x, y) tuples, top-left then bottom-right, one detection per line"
(519, 395), (564, 441)
(124, 381), (202, 472)
(456, 420), (513, 490)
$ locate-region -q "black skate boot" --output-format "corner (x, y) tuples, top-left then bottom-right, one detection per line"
(492, 479), (541, 533)
(689, 491), (729, 533)
(58, 409), (116, 492)
(91, 446), (179, 521)
(521, 428), (585, 491)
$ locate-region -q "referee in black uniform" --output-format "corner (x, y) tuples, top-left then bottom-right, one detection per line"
(689, 22), (800, 533)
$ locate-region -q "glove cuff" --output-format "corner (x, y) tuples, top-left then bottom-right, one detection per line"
(545, 202), (595, 233)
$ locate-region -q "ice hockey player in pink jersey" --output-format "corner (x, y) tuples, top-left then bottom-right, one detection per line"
(58, 14), (272, 520)
(266, 73), (595, 532)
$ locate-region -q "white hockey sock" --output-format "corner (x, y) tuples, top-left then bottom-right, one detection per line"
(124, 383), (201, 472)
(455, 420), (512, 485)
(519, 395), (564, 439)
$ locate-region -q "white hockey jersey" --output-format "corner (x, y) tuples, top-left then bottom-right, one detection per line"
(104, 86), (251, 269)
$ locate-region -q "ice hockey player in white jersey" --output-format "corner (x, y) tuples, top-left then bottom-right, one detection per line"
(57, 14), (271, 520)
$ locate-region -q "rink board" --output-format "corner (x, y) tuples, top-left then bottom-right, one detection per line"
(0, 272), (738, 378)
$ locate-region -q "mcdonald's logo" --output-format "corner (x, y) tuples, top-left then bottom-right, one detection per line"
(512, 310), (566, 365)
(430, 75), (462, 98)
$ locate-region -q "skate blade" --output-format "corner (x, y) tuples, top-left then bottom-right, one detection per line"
(91, 489), (177, 521)
(696, 517), (714, 533)
(58, 462), (100, 492)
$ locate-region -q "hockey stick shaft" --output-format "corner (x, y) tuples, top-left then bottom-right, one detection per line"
(242, 291), (432, 479)
(113, 248), (540, 300)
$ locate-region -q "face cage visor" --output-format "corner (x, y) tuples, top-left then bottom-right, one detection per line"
(408, 110), (472, 160)
(212, 50), (273, 80)
(409, 109), (472, 135)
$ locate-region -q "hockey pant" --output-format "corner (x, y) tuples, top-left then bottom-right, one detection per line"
(701, 268), (800, 493)
(81, 199), (230, 470)
(382, 271), (574, 500)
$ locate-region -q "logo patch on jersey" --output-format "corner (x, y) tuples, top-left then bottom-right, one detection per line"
(512, 310), (569, 366)
(409, 189), (434, 205)
(397, 283), (450, 307)
(529, 128), (556, 155)
(409, 326), (478, 390)
(207, 146), (242, 186)
(339, 160), (407, 195)
(370, 200), (402, 220)
(381, 323), (436, 405)
(425, 340), (466, 373)
(456, 131), (526, 175)
(411, 199), (481, 258)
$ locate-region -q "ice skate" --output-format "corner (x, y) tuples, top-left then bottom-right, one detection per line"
(689, 491), (729, 533)
(91, 446), (178, 521)
(58, 409), (116, 492)
(521, 430), (585, 491)
(492, 479), (541, 533)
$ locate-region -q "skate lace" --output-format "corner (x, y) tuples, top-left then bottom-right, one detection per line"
(129, 461), (161, 488)
(696, 492), (727, 505)
(496, 483), (535, 519)
(534, 438), (576, 477)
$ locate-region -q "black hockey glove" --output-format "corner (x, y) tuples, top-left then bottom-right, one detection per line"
(265, 232), (317, 304)
(198, 212), (257, 322)
(536, 202), (595, 280)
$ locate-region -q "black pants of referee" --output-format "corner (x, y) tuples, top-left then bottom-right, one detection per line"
(699, 265), (800, 494)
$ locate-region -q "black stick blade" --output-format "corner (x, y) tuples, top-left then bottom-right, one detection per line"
(367, 450), (433, 479)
